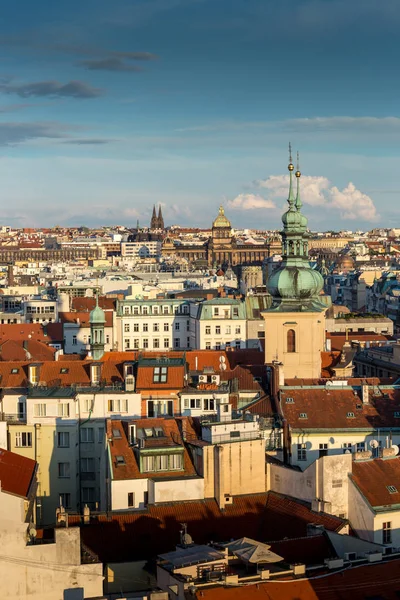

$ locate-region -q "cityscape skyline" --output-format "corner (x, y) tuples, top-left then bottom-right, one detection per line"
(0, 0), (399, 229)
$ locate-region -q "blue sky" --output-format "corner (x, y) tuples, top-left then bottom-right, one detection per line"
(0, 0), (399, 230)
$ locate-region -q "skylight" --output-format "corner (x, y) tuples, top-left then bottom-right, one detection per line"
(299, 413), (307, 419)
(387, 485), (398, 494)
(286, 397), (294, 403)
(116, 455), (125, 465)
(112, 429), (122, 439)
(347, 412), (355, 418)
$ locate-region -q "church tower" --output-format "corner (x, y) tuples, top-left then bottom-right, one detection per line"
(90, 295), (106, 360)
(150, 205), (157, 229)
(262, 146), (327, 379)
(158, 205), (164, 229)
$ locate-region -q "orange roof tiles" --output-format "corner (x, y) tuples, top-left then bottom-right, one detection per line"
(135, 365), (185, 391)
(327, 332), (393, 351)
(0, 323), (63, 344)
(199, 558), (400, 600)
(68, 491), (345, 563)
(0, 448), (36, 499)
(351, 457), (400, 508)
(0, 339), (56, 362)
(281, 387), (400, 430)
(71, 296), (116, 311)
(60, 311), (113, 327)
(107, 418), (197, 481)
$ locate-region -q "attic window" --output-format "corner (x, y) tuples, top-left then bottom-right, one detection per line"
(11, 368), (19, 374)
(60, 368), (69, 374)
(347, 412), (355, 418)
(153, 366), (168, 383)
(286, 397), (294, 403)
(299, 412), (307, 419)
(387, 485), (398, 494)
(116, 455), (125, 465)
(112, 429), (122, 439)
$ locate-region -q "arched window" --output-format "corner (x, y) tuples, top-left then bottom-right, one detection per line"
(287, 329), (296, 353)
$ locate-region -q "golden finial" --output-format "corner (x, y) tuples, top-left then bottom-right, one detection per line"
(295, 150), (301, 178)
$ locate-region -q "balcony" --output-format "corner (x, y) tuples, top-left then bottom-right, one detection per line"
(1, 413), (27, 424)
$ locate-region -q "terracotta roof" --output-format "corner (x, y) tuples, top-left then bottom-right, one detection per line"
(60, 311), (113, 327)
(351, 457), (400, 508)
(71, 296), (116, 311)
(0, 339), (56, 362)
(327, 332), (393, 352)
(198, 558), (400, 600)
(221, 364), (266, 393)
(321, 351), (341, 377)
(281, 386), (400, 430)
(0, 323), (63, 344)
(135, 365), (185, 391)
(241, 394), (274, 416)
(107, 418), (197, 481)
(68, 491), (345, 563)
(0, 448), (36, 499)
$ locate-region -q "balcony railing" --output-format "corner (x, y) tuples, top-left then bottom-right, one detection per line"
(1, 413), (27, 423)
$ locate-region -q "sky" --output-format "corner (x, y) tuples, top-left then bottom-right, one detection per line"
(0, 0), (399, 230)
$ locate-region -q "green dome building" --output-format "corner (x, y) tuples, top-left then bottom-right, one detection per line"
(262, 146), (329, 380)
(90, 295), (106, 360)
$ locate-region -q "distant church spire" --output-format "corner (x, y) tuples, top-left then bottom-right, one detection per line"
(150, 205), (157, 229)
(158, 205), (164, 229)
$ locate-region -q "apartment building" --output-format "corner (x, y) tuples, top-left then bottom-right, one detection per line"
(191, 298), (247, 350)
(116, 298), (193, 351)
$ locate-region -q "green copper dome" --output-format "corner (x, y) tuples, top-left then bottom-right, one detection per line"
(266, 146), (326, 312)
(212, 205), (231, 228)
(90, 296), (106, 324)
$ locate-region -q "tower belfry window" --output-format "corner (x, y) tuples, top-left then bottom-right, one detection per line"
(287, 329), (296, 353)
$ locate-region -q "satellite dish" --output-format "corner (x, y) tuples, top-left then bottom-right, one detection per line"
(220, 363), (227, 371)
(392, 445), (399, 455)
(369, 439), (379, 449)
(29, 525), (37, 538)
(183, 533), (193, 546)
(219, 356), (226, 364)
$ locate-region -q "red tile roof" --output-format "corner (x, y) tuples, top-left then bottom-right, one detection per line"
(242, 394), (274, 416)
(221, 364), (265, 392)
(60, 311), (113, 327)
(327, 332), (393, 352)
(281, 386), (400, 430)
(269, 534), (336, 565)
(0, 339), (56, 362)
(0, 448), (36, 499)
(107, 418), (197, 481)
(71, 296), (116, 311)
(199, 558), (400, 600)
(135, 365), (185, 391)
(351, 457), (400, 508)
(68, 492), (345, 563)
(0, 323), (63, 344)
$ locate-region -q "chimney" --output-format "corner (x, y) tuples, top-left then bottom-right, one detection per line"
(326, 338), (332, 352)
(361, 383), (369, 404)
(83, 504), (90, 524)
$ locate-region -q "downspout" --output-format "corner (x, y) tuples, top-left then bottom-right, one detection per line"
(78, 394), (94, 514)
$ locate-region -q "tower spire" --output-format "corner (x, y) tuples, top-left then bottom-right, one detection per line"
(151, 205), (157, 229)
(288, 142), (295, 209)
(295, 151), (302, 211)
(158, 204), (164, 229)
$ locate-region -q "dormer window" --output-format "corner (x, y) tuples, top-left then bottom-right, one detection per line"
(11, 368), (19, 374)
(29, 365), (40, 385)
(60, 368), (69, 374)
(286, 397), (294, 403)
(299, 412), (307, 419)
(142, 306), (148, 315)
(91, 364), (101, 385)
(153, 366), (168, 383)
(387, 485), (398, 494)
(346, 412), (355, 418)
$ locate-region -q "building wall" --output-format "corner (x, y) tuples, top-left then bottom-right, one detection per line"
(0, 491), (102, 600)
(348, 478), (376, 543)
(269, 454), (352, 518)
(149, 477), (204, 504)
(110, 478), (149, 510)
(63, 323), (114, 354)
(289, 431), (400, 469)
(263, 310), (326, 379)
(202, 439), (266, 505)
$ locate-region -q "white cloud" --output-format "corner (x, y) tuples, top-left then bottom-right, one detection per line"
(227, 193), (276, 211)
(232, 174), (379, 223)
(328, 182), (378, 221)
(256, 174), (330, 206)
